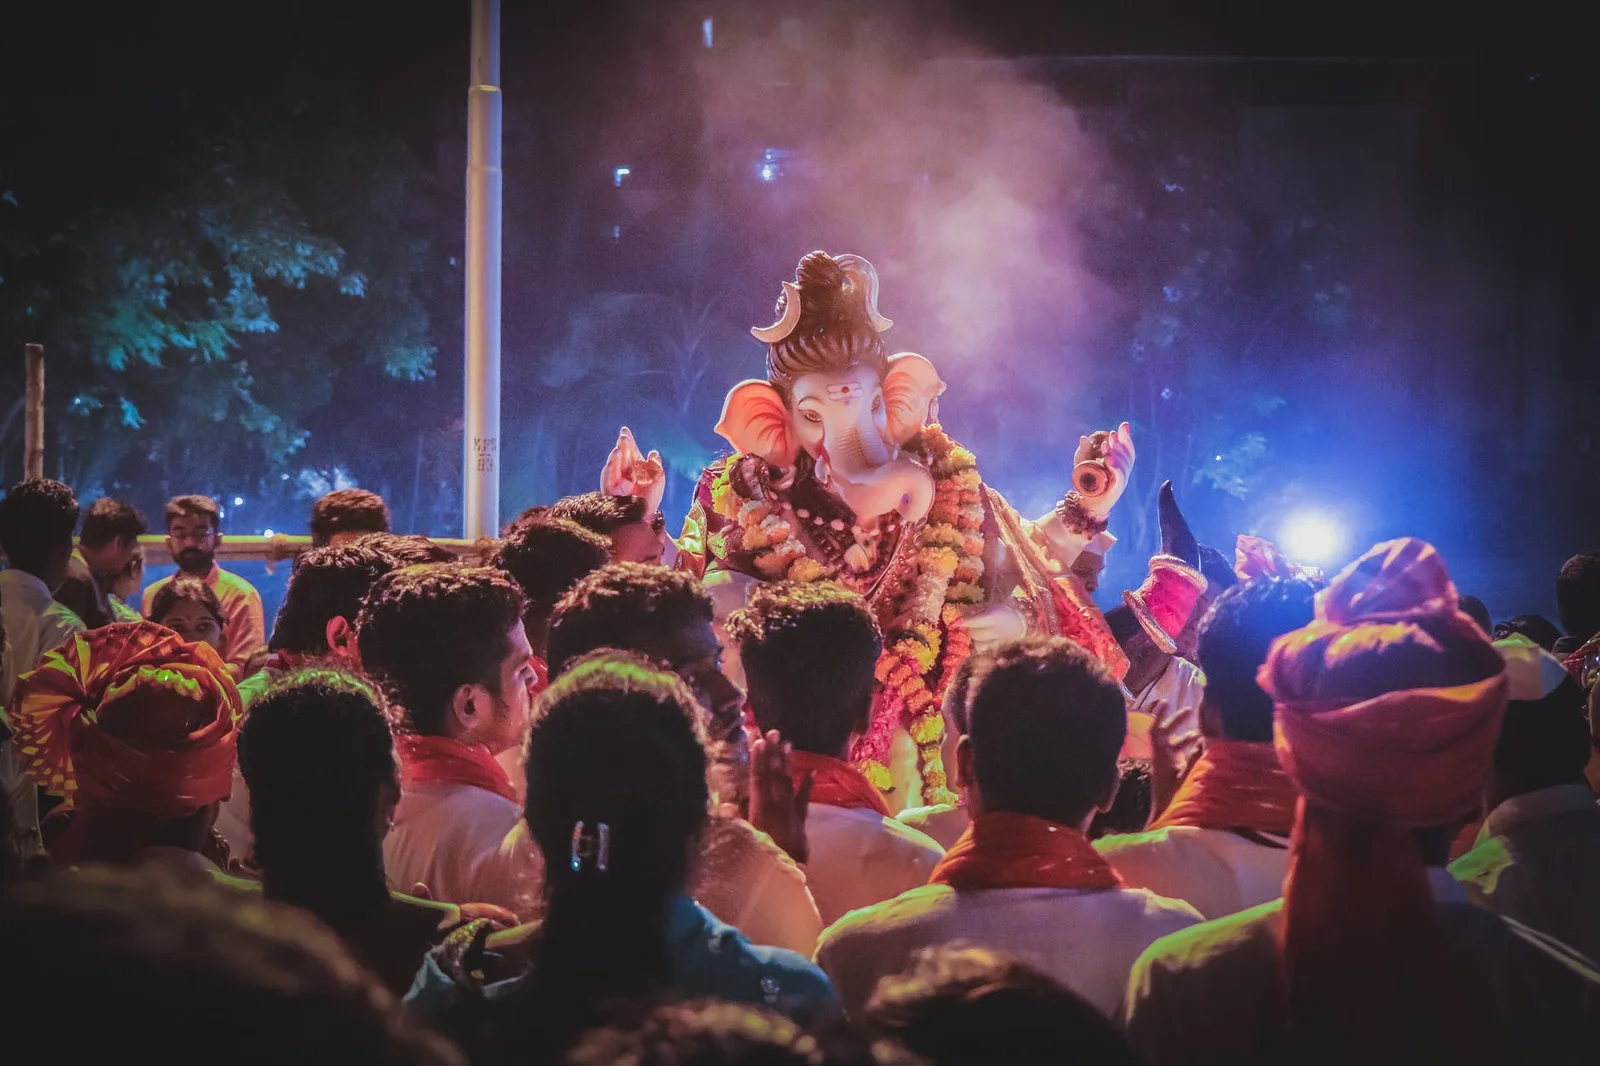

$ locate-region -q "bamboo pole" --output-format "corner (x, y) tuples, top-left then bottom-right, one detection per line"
(23, 343), (44, 480)
(133, 534), (498, 569)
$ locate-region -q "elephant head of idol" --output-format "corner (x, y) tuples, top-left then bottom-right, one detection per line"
(715, 252), (945, 525)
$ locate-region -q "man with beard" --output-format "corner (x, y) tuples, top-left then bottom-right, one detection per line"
(142, 495), (265, 670)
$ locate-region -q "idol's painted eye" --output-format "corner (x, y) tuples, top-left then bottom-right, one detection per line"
(871, 395), (882, 413)
(802, 409), (823, 424)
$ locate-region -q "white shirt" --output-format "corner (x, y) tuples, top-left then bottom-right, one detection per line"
(1123, 656), (1205, 765)
(1, 568), (84, 706)
(816, 881), (1204, 1019)
(693, 816), (824, 957)
(1, 568), (84, 851)
(1095, 825), (1291, 920)
(382, 780), (543, 918)
(801, 803), (945, 927)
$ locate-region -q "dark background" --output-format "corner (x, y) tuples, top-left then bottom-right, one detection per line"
(2, 0), (1594, 633)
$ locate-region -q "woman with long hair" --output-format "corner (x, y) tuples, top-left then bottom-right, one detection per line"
(407, 650), (835, 1065)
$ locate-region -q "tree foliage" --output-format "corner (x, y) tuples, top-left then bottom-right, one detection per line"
(0, 70), (442, 515)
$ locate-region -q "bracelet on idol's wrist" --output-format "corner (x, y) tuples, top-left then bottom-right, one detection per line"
(1054, 491), (1109, 538)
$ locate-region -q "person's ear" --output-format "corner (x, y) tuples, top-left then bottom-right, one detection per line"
(954, 733), (976, 793)
(213, 528), (225, 545)
(326, 615), (353, 653)
(450, 682), (493, 737)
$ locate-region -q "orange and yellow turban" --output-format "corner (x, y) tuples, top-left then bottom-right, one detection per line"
(7, 621), (242, 825)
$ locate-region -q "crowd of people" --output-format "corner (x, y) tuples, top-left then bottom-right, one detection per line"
(1, 474), (1597, 1065)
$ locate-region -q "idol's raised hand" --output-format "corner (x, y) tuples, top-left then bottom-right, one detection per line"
(1074, 421), (1136, 518)
(601, 426), (666, 514)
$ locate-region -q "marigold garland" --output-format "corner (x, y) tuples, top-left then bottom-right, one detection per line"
(712, 426), (984, 807)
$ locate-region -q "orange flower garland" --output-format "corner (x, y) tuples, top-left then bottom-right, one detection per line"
(711, 425), (986, 806)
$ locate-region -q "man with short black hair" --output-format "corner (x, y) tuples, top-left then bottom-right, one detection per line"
(142, 494), (265, 669)
(55, 496), (147, 629)
(310, 489), (392, 548)
(547, 562), (743, 735)
(547, 562), (824, 956)
(0, 478), (85, 852)
(1452, 635), (1600, 963)
(0, 479), (84, 704)
(815, 636), (1202, 1019)
(548, 491), (668, 564)
(358, 565), (540, 914)
(727, 581), (944, 926)
(495, 511), (610, 658)
(865, 945), (1140, 1066)
(216, 541), (404, 859)
(1096, 577), (1317, 918)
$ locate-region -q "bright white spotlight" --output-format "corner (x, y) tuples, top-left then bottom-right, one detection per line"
(233, 495), (245, 506)
(262, 528), (275, 537)
(1281, 511), (1343, 565)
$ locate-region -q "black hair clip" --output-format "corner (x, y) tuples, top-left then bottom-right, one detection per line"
(570, 820), (611, 873)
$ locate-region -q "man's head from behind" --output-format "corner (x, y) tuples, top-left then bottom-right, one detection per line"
(495, 512), (610, 656)
(565, 1000), (915, 1066)
(1196, 575), (1319, 742)
(351, 532), (458, 567)
(310, 489), (391, 548)
(238, 670), (398, 885)
(548, 491), (667, 564)
(0, 478), (79, 588)
(0, 866), (461, 1066)
(547, 562), (742, 738)
(78, 497), (148, 575)
(163, 495), (222, 575)
(960, 637), (1126, 828)
(1557, 551), (1600, 642)
(356, 566), (533, 753)
(864, 945), (1139, 1066)
(271, 543), (399, 663)
(725, 582), (883, 758)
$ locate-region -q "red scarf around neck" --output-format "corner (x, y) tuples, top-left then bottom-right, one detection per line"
(394, 733), (519, 805)
(789, 750), (891, 817)
(1150, 739), (1298, 836)
(929, 811), (1124, 891)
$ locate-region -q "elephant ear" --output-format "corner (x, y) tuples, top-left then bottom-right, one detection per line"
(715, 380), (799, 467)
(883, 352), (946, 444)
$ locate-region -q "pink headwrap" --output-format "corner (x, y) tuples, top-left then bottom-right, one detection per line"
(1257, 538), (1509, 1062)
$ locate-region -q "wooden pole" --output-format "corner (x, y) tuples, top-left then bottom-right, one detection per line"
(23, 343), (44, 480)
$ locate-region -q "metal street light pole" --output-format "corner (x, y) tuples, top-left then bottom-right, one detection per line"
(463, 0), (502, 539)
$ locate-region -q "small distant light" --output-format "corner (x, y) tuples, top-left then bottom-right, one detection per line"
(1281, 511), (1344, 566)
(263, 528), (275, 537)
(759, 164), (775, 182)
(1214, 454), (1223, 461)
(612, 224), (621, 240)
(233, 495), (245, 506)
(702, 16), (713, 49)
(613, 166), (630, 187)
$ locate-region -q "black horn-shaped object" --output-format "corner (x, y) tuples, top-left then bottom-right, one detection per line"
(1158, 481), (1200, 569)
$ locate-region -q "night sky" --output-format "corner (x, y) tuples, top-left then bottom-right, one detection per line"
(4, 0), (1595, 626)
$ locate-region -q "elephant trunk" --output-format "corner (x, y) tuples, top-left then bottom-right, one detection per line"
(828, 456), (935, 524)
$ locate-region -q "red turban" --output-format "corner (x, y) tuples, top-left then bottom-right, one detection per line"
(1257, 538), (1509, 1062)
(7, 621), (241, 862)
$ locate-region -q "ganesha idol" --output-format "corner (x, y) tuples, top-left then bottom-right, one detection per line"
(609, 251), (1138, 811)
